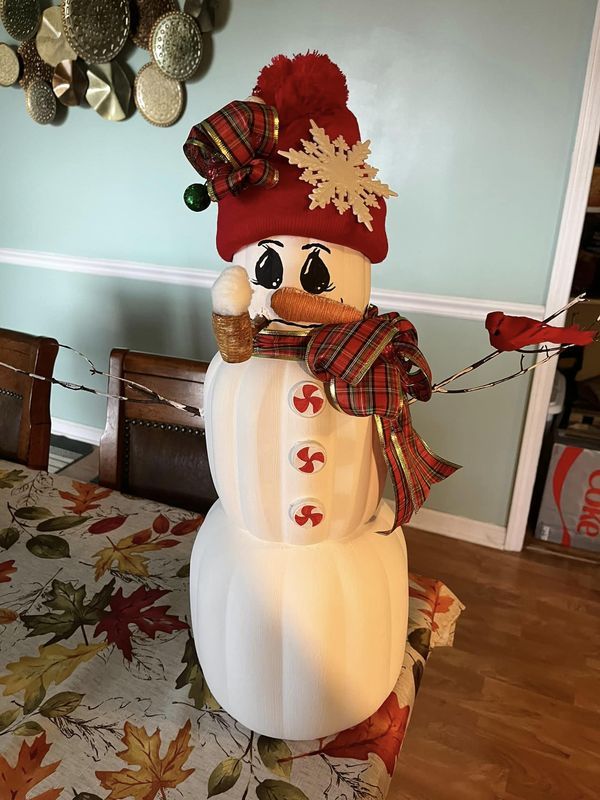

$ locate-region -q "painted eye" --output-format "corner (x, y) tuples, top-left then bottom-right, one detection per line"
(252, 246), (283, 289)
(300, 250), (335, 294)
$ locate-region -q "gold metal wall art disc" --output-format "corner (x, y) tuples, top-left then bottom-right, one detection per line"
(86, 61), (131, 122)
(25, 78), (56, 124)
(134, 62), (183, 127)
(53, 59), (88, 106)
(184, 0), (218, 33)
(0, 43), (20, 86)
(150, 12), (202, 81)
(183, 0), (202, 21)
(0, 0), (41, 42)
(36, 6), (77, 68)
(18, 39), (53, 89)
(131, 0), (177, 50)
(62, 0), (131, 63)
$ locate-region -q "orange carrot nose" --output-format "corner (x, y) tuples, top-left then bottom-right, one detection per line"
(271, 287), (363, 325)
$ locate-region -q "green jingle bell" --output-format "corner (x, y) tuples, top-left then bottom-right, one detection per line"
(184, 183), (211, 212)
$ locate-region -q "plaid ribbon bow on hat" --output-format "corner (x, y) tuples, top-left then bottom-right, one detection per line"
(184, 100), (279, 202)
(254, 307), (460, 532)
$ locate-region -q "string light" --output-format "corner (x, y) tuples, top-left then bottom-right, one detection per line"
(0, 295), (592, 414)
(0, 344), (204, 419)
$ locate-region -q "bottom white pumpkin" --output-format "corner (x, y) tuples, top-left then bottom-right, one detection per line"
(189, 498), (408, 740)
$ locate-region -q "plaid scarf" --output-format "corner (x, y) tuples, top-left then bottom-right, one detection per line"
(254, 306), (460, 532)
(184, 100), (279, 201)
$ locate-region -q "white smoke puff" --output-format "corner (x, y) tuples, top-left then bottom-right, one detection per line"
(212, 266), (253, 316)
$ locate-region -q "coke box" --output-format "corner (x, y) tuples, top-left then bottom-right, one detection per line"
(535, 433), (600, 552)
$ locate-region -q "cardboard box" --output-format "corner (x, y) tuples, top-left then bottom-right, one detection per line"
(566, 299), (600, 382)
(566, 408), (600, 442)
(535, 434), (600, 552)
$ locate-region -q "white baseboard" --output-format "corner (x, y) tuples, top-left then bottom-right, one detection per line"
(52, 418), (103, 446)
(0, 247), (544, 323)
(406, 506), (506, 550)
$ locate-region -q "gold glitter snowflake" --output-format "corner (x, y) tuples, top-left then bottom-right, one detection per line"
(279, 119), (397, 231)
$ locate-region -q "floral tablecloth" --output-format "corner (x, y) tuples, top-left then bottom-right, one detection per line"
(0, 459), (463, 800)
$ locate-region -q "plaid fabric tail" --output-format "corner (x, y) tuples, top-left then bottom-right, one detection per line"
(377, 414), (459, 531)
(183, 100), (279, 201)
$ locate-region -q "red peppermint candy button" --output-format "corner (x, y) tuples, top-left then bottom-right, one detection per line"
(290, 500), (324, 528)
(290, 441), (326, 474)
(289, 381), (325, 417)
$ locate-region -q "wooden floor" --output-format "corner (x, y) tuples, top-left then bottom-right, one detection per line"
(56, 445), (99, 482)
(391, 527), (600, 800)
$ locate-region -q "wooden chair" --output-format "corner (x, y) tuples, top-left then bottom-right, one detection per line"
(99, 349), (217, 513)
(0, 329), (59, 470)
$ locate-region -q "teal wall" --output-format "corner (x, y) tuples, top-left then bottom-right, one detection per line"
(0, 0), (597, 527)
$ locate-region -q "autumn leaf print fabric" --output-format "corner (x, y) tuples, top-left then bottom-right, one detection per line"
(0, 460), (463, 800)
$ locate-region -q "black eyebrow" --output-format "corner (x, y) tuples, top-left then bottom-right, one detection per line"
(258, 239), (283, 248)
(302, 243), (331, 254)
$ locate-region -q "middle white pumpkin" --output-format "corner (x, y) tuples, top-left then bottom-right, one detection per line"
(206, 354), (387, 545)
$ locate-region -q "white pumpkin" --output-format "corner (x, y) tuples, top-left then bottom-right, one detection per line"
(189, 236), (409, 740)
(190, 501), (408, 739)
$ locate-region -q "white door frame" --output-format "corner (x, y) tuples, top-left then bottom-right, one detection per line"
(505, 0), (600, 551)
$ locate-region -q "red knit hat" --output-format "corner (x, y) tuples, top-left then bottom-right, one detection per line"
(184, 53), (394, 264)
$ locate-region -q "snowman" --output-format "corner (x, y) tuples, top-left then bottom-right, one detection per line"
(184, 53), (457, 740)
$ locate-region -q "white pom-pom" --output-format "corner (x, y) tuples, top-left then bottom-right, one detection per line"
(212, 266), (253, 316)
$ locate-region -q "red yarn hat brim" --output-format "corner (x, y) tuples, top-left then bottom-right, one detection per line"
(216, 161), (388, 264)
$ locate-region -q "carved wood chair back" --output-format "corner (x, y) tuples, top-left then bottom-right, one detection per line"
(99, 349), (217, 513)
(0, 328), (59, 470)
